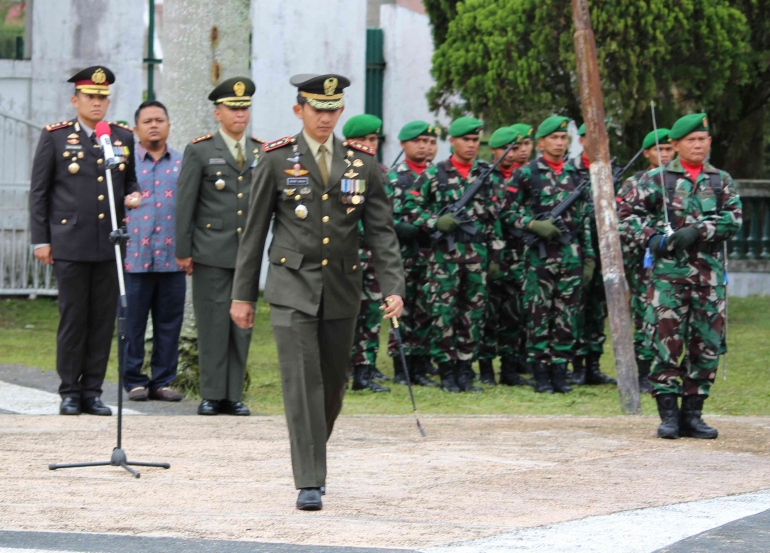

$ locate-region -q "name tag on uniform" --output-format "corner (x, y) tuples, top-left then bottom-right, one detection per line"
(287, 177), (309, 186)
(209, 158), (226, 165)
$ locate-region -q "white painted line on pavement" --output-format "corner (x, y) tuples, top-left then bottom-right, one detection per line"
(0, 549), (82, 553)
(0, 380), (141, 415)
(424, 489), (770, 553)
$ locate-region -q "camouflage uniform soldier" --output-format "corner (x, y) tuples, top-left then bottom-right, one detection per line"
(617, 128), (674, 392)
(385, 120), (440, 388)
(617, 113), (742, 440)
(568, 123), (617, 386)
(501, 116), (595, 394)
(345, 115), (391, 393)
(402, 117), (503, 392)
(478, 127), (531, 386)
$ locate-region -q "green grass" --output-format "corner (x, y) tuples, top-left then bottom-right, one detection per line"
(1, 295), (769, 416)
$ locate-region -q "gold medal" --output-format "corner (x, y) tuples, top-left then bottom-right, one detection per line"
(344, 170), (359, 178)
(295, 204), (308, 219)
(351, 195), (361, 205)
(119, 163), (125, 171)
(68, 162), (80, 174)
(215, 178), (225, 190)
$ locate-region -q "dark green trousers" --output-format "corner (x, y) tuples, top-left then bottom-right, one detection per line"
(192, 263), (252, 401)
(270, 304), (356, 489)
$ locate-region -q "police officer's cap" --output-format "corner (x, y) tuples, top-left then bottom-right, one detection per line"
(209, 77), (255, 108)
(291, 73), (350, 111)
(68, 66), (115, 96)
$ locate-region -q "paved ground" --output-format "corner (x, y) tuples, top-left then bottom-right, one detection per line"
(3, 366), (770, 552)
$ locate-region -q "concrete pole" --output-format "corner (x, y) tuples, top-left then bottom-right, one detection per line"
(571, 0), (641, 414)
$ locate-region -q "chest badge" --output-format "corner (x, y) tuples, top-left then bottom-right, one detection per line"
(215, 178), (226, 190)
(68, 162), (80, 174)
(295, 203), (308, 220)
(284, 164), (309, 177)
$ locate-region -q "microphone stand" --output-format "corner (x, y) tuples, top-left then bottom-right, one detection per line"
(49, 150), (170, 479)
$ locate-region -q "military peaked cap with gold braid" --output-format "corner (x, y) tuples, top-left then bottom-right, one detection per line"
(209, 77), (255, 108)
(343, 139), (375, 155)
(291, 73), (351, 111)
(263, 136), (295, 152)
(68, 66), (115, 96)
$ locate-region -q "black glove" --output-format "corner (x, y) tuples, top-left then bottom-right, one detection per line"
(668, 226), (700, 252)
(647, 234), (668, 258)
(395, 221), (419, 241)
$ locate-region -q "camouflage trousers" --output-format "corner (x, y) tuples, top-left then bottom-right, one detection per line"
(387, 250), (432, 357)
(351, 251), (382, 367)
(575, 265), (606, 356)
(480, 258), (525, 360)
(627, 259), (655, 362)
(427, 260), (487, 364)
(648, 281), (725, 397)
(523, 246), (583, 364)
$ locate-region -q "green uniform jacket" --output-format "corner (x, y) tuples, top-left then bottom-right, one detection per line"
(232, 133), (405, 319)
(174, 131), (263, 268)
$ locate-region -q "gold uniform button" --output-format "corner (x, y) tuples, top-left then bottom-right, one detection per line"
(322, 216), (330, 223)
(322, 194), (329, 201)
(237, 227), (243, 233)
(237, 193), (244, 199)
(98, 213), (105, 220)
(216, 171), (222, 176)
(294, 194), (301, 201)
(206, 223), (212, 229)
(238, 176), (243, 182)
(97, 159), (103, 165)
(237, 210), (243, 216)
(98, 195), (105, 201)
(280, 257), (286, 264)
(323, 237), (330, 244)
(322, 259), (328, 266)
(352, 265), (357, 270)
(61, 219), (67, 224)
(97, 176), (104, 182)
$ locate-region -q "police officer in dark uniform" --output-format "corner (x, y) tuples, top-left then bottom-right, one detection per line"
(230, 74), (405, 511)
(29, 66), (141, 415)
(175, 77), (263, 416)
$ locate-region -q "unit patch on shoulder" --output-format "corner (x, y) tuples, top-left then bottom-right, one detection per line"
(45, 121), (73, 132)
(344, 140), (374, 155)
(250, 136), (265, 144)
(263, 136), (294, 152)
(110, 121), (133, 132)
(191, 134), (213, 144)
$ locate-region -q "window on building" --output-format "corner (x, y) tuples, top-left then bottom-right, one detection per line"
(0, 1), (25, 60)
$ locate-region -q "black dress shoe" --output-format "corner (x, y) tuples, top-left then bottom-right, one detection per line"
(197, 399), (220, 415)
(59, 397), (81, 415)
(81, 397), (112, 416)
(220, 400), (250, 416)
(296, 488), (323, 511)
(321, 486), (326, 496)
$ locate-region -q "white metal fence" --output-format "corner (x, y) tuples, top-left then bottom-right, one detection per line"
(0, 110), (56, 296)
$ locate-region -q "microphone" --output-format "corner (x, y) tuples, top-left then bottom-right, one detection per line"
(95, 121), (120, 168)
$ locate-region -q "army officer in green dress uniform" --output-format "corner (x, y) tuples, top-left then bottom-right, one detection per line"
(230, 74), (405, 511)
(174, 77), (263, 416)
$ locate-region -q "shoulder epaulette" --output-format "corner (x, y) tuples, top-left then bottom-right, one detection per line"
(45, 121), (73, 132)
(263, 136), (294, 152)
(191, 134), (213, 144)
(250, 135), (264, 144)
(344, 140), (374, 155)
(110, 121), (133, 132)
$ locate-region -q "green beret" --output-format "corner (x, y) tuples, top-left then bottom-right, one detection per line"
(511, 123), (534, 140)
(535, 116), (570, 140)
(577, 118), (609, 136)
(342, 114), (382, 139)
(449, 116), (483, 138)
(642, 128), (670, 150)
(488, 127), (522, 149)
(398, 120), (438, 141)
(669, 113), (709, 140)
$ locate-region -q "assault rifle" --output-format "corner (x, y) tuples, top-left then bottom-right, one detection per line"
(432, 141), (518, 252)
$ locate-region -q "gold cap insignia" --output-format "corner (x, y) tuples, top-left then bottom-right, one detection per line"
(324, 77), (338, 97)
(702, 117), (708, 127)
(92, 68), (106, 85)
(560, 121), (567, 128)
(528, 128), (534, 136)
(234, 81), (246, 97)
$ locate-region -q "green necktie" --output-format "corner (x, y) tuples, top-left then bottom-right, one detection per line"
(317, 144), (329, 186)
(235, 142), (245, 171)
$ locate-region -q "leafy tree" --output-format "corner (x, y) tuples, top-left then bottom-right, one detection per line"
(427, 0), (762, 174)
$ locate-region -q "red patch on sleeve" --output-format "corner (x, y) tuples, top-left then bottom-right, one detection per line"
(409, 190), (420, 197)
(492, 196), (498, 202)
(615, 197), (622, 203)
(507, 186), (518, 193)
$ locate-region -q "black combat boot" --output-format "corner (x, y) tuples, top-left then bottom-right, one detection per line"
(478, 359), (496, 385)
(679, 395), (718, 439)
(550, 363), (573, 394)
(637, 359), (652, 394)
(439, 362), (461, 393)
(533, 363), (554, 394)
(351, 365), (391, 393)
(371, 365), (389, 382)
(499, 355), (532, 386)
(585, 353), (617, 385)
(420, 356), (439, 376)
(456, 361), (483, 392)
(410, 357), (439, 387)
(655, 394), (680, 439)
(392, 356), (409, 385)
(571, 355), (587, 385)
